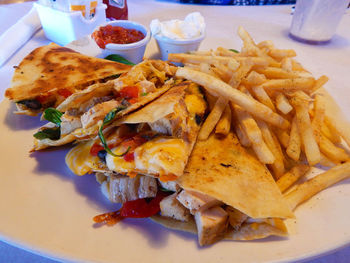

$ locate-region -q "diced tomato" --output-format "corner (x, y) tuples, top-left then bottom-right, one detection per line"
(119, 86), (139, 99)
(128, 98), (138, 104)
(57, 88), (73, 98)
(123, 152), (134, 162)
(120, 191), (168, 218)
(36, 94), (51, 104)
(121, 135), (147, 150)
(90, 143), (105, 156)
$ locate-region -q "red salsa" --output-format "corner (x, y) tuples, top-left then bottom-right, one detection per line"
(92, 25), (145, 49)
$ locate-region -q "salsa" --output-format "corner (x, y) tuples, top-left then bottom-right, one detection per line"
(92, 25), (145, 49)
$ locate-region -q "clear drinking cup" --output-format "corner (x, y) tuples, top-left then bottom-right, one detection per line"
(290, 0), (350, 43)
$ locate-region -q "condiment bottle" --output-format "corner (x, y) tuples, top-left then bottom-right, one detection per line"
(103, 0), (128, 20)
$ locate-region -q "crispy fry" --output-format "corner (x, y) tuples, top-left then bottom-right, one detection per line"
(311, 93), (326, 144)
(286, 116), (301, 161)
(198, 96), (227, 140)
(274, 128), (290, 149)
(235, 124), (252, 147)
(291, 59), (307, 72)
(234, 105), (275, 164)
(324, 115), (342, 144)
(285, 162), (350, 210)
(251, 86), (276, 111)
(289, 91), (320, 165)
(255, 67), (299, 79)
(319, 133), (350, 163)
(311, 75), (329, 93)
(281, 57), (293, 72)
(176, 68), (290, 129)
(168, 53), (240, 71)
(276, 92), (293, 114)
(215, 104), (231, 136)
(244, 71), (267, 86)
(268, 49), (296, 60)
(257, 119), (285, 178)
(276, 164), (310, 193)
(320, 153), (338, 168)
(260, 78), (315, 93)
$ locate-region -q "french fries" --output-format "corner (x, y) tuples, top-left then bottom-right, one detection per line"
(285, 162), (350, 210)
(289, 91), (320, 165)
(198, 96), (227, 141)
(176, 68), (290, 129)
(277, 164), (310, 193)
(170, 26), (350, 219)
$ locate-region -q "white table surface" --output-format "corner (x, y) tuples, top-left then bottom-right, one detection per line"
(0, 1), (350, 262)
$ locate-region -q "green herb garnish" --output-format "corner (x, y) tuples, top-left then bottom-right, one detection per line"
(98, 106), (127, 156)
(229, 49), (239, 53)
(33, 127), (61, 140)
(104, 54), (135, 66)
(141, 92), (148, 96)
(43, 108), (63, 126)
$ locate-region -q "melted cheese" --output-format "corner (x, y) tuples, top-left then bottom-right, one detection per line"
(185, 94), (206, 115)
(134, 137), (187, 177)
(105, 145), (136, 173)
(65, 140), (100, 176)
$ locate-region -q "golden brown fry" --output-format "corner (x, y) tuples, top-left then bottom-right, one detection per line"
(311, 75), (329, 93)
(291, 59), (307, 72)
(311, 93), (326, 144)
(324, 115), (342, 144)
(244, 71), (267, 86)
(215, 104), (231, 136)
(255, 67), (299, 79)
(319, 133), (350, 163)
(235, 124), (252, 147)
(276, 164), (310, 193)
(320, 153), (338, 168)
(260, 78), (315, 93)
(289, 91), (320, 165)
(275, 128), (290, 149)
(275, 92), (293, 114)
(257, 119), (285, 178)
(268, 49), (296, 61)
(286, 116), (301, 161)
(176, 68), (290, 129)
(198, 96), (228, 141)
(228, 59), (253, 88)
(168, 53), (240, 70)
(285, 162), (350, 210)
(281, 57), (293, 72)
(321, 123), (340, 144)
(234, 105), (275, 164)
(251, 86), (276, 111)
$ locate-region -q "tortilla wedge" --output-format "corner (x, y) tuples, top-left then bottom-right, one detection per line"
(32, 60), (178, 151)
(65, 81), (207, 182)
(179, 132), (294, 219)
(5, 43), (131, 115)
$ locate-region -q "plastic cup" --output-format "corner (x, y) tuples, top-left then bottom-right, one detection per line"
(289, 0), (349, 44)
(153, 33), (205, 61)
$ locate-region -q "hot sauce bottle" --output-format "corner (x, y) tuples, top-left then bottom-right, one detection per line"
(103, 0), (128, 20)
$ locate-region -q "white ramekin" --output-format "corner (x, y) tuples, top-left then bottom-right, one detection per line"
(94, 20), (151, 64)
(153, 33), (205, 61)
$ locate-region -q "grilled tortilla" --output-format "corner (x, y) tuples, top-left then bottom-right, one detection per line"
(150, 132), (292, 244)
(65, 81), (207, 183)
(5, 43), (131, 116)
(32, 60), (178, 151)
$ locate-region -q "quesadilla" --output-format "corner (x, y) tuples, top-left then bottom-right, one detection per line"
(65, 81), (207, 184)
(32, 60), (178, 151)
(5, 43), (131, 116)
(151, 132), (293, 246)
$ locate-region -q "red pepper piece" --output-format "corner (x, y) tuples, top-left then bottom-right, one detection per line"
(90, 143), (105, 156)
(120, 191), (168, 218)
(57, 88), (73, 98)
(123, 152), (134, 162)
(119, 86), (139, 99)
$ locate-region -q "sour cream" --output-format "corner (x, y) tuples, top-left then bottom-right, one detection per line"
(150, 12), (205, 40)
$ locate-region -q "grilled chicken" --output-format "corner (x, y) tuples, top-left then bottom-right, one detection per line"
(81, 100), (120, 129)
(160, 193), (191, 222)
(225, 206), (248, 231)
(60, 114), (82, 135)
(176, 190), (222, 214)
(194, 206), (228, 246)
(107, 174), (157, 203)
(159, 179), (180, 192)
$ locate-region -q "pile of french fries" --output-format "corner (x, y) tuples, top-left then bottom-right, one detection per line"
(170, 26), (350, 210)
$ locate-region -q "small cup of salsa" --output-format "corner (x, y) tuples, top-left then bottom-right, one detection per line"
(92, 20), (150, 64)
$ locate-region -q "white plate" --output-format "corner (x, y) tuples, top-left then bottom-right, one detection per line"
(2, 7), (350, 261)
